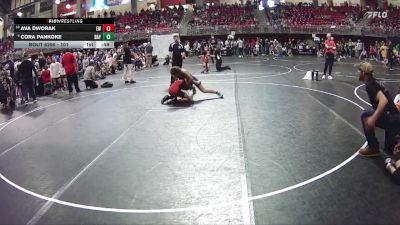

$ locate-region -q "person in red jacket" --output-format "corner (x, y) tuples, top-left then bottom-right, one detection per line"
(41, 65), (52, 95)
(62, 51), (81, 93)
(323, 33), (336, 80)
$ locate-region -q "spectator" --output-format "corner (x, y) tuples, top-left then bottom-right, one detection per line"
(50, 57), (61, 94)
(41, 65), (52, 95)
(145, 42), (153, 68)
(123, 42), (135, 84)
(16, 53), (37, 105)
(62, 51), (81, 93)
(83, 61), (99, 89)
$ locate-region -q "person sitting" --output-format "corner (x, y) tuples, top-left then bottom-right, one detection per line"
(83, 61), (99, 89)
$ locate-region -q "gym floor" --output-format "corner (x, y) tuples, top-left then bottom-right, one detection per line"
(1, 56), (399, 225)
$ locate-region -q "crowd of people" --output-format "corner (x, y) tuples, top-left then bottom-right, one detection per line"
(0, 42), (161, 109)
(364, 7), (400, 35)
(115, 7), (184, 33)
(188, 3), (258, 27)
(266, 3), (363, 32)
(186, 37), (322, 58)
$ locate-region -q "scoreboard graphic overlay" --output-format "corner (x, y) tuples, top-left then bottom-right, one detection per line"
(14, 18), (115, 49)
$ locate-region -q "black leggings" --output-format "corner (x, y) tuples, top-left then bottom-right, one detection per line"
(323, 53), (335, 76)
(216, 59), (230, 72)
(84, 80), (98, 89)
(393, 169), (400, 184)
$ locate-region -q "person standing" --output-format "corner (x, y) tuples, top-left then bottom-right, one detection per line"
(358, 62), (400, 157)
(237, 38), (244, 58)
(82, 54), (89, 72)
(50, 57), (61, 94)
(16, 53), (38, 104)
(145, 42), (153, 68)
(388, 40), (394, 71)
(62, 51), (81, 93)
(168, 35), (185, 84)
(322, 33), (336, 80)
(123, 42), (135, 84)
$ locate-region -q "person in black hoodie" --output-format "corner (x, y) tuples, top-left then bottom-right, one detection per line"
(17, 53), (38, 105)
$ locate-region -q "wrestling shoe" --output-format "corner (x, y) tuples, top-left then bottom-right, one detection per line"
(216, 92), (223, 98)
(359, 146), (380, 157)
(166, 97), (177, 105)
(161, 95), (172, 104)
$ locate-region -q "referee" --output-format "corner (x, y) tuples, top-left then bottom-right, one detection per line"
(169, 35), (185, 84)
(323, 33), (336, 80)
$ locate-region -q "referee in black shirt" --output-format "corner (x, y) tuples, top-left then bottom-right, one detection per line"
(169, 35), (185, 84)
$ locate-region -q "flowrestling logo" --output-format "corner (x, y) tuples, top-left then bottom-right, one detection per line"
(364, 11), (388, 19)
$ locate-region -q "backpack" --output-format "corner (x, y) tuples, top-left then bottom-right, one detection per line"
(101, 81), (113, 88)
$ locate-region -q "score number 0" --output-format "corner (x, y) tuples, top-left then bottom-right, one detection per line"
(103, 24), (115, 32)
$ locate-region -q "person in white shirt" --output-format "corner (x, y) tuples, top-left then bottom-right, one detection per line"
(49, 57), (61, 94)
(237, 38), (244, 57)
(82, 55), (89, 71)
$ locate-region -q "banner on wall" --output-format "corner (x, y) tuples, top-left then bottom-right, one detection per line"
(93, 0), (130, 7)
(388, 0), (400, 5)
(105, 0), (123, 6)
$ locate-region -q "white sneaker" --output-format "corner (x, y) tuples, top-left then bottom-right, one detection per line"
(322, 75), (326, 79)
(328, 75), (333, 80)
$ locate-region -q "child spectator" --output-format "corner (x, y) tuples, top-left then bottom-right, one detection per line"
(41, 65), (52, 95)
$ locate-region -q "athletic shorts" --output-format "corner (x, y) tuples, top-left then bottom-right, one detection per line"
(169, 79), (185, 98)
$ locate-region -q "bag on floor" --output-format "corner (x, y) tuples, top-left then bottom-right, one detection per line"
(101, 81), (113, 88)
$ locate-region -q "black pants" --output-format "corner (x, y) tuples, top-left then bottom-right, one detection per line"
(67, 74), (81, 93)
(84, 80), (98, 89)
(389, 56), (394, 69)
(323, 53), (334, 76)
(171, 60), (182, 84)
(22, 78), (36, 101)
(216, 59), (230, 72)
